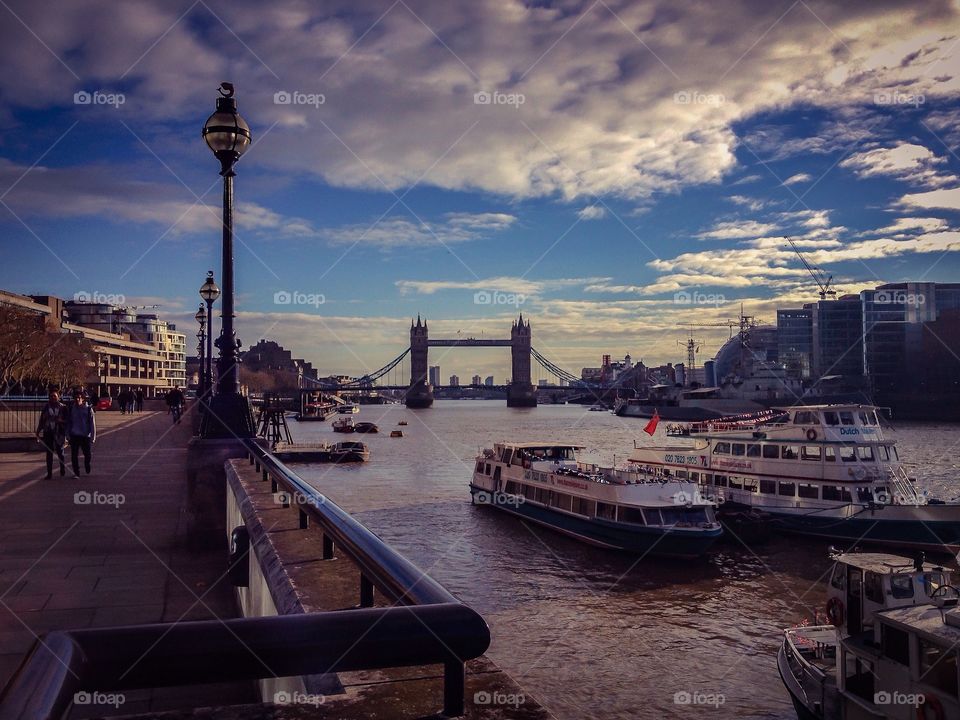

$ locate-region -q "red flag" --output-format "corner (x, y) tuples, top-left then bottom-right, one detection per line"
(643, 410), (660, 436)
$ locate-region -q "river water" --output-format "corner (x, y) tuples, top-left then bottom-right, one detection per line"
(290, 401), (960, 720)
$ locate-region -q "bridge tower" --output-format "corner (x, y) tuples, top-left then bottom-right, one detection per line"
(507, 313), (537, 407)
(406, 315), (434, 408)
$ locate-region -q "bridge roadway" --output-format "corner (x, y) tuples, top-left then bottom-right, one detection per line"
(426, 338), (511, 347)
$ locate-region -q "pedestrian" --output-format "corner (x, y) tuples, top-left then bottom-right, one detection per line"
(66, 391), (96, 478)
(117, 389), (127, 414)
(166, 387), (185, 424)
(135, 387), (144, 412)
(88, 387), (99, 410)
(35, 390), (66, 479)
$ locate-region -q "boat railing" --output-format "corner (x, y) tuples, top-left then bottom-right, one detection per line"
(886, 464), (924, 505)
(783, 628), (831, 713)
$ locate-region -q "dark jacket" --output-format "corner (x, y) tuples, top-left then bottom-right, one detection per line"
(36, 402), (66, 440)
(66, 402), (97, 442)
(166, 389), (185, 407)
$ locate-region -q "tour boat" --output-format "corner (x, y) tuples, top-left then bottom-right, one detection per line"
(469, 442), (722, 558)
(338, 404), (360, 414)
(354, 422), (379, 433)
(628, 404), (960, 554)
(329, 441), (370, 463)
(390, 430), (403, 437)
(778, 550), (958, 719)
(332, 417), (355, 433)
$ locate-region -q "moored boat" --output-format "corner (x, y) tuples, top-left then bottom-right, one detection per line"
(337, 403), (360, 414)
(329, 441), (370, 463)
(332, 417), (355, 433)
(629, 404), (960, 555)
(354, 422), (379, 433)
(470, 442), (722, 558)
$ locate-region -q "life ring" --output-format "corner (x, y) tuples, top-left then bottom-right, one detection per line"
(826, 597), (844, 626)
(806, 428), (818, 441)
(852, 466), (867, 481)
(917, 695), (944, 720)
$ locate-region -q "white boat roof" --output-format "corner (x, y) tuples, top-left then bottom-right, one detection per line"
(834, 552), (948, 574)
(772, 403), (880, 412)
(496, 442), (585, 449)
(879, 605), (960, 644)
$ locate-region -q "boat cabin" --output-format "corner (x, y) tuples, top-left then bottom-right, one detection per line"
(826, 552), (954, 636)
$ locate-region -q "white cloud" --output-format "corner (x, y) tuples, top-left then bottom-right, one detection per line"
(898, 187), (960, 211)
(395, 275), (609, 296)
(322, 212), (516, 248)
(840, 144), (954, 188)
(783, 173), (812, 186)
(577, 205), (607, 220)
(697, 219), (780, 240)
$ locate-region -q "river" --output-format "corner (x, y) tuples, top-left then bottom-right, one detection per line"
(289, 401), (960, 719)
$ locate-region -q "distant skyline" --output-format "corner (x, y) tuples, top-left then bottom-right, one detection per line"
(1, 0), (959, 380)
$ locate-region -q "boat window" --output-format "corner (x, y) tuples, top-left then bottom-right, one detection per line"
(877, 445), (889, 461)
(572, 497), (596, 516)
(742, 478), (758, 493)
(596, 502), (616, 520)
(535, 488), (551, 504)
(713, 442), (731, 455)
(728, 477), (743, 489)
(485, 463), (491, 475)
(921, 572), (947, 597)
(857, 446), (874, 461)
(505, 481), (519, 495)
(523, 485), (537, 500)
(475, 461), (484, 473)
(822, 411), (840, 426)
(802, 446), (822, 461)
(778, 481), (795, 497)
(919, 639), (959, 696)
(890, 575), (914, 600)
(857, 487), (872, 503)
(864, 572), (883, 603)
(731, 443), (745, 456)
(881, 625), (910, 666)
(618, 507), (646, 525)
(747, 444), (761, 458)
(676, 470), (688, 479)
(689, 472), (700, 482)
(839, 411), (855, 426)
(839, 446), (857, 462)
(759, 479), (776, 494)
(830, 565), (845, 590)
(552, 493), (572, 511)
(824, 447), (836, 462)
(858, 411), (870, 425)
(868, 412), (879, 426)
(797, 483), (819, 499)
(822, 486), (843, 501)
(762, 444), (779, 459)
(781, 445), (799, 460)
(890, 446), (899, 461)
(714, 475), (727, 487)
(794, 411), (812, 424)
(504, 449), (515, 465)
(646, 509), (663, 525)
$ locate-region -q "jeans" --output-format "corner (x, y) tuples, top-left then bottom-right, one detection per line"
(69, 435), (91, 475)
(171, 404), (182, 423)
(41, 430), (65, 476)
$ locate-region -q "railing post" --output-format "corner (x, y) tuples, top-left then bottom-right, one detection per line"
(255, 459), (261, 472)
(360, 575), (374, 607)
(443, 661), (465, 717)
(322, 534), (334, 559)
(271, 478), (278, 493)
(299, 509), (308, 529)
(262, 469), (268, 481)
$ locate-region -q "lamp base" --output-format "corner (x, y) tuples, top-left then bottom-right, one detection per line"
(199, 392), (256, 439)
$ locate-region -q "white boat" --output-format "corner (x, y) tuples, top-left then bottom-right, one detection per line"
(778, 550), (959, 719)
(469, 442), (722, 558)
(337, 403), (360, 414)
(629, 404), (960, 554)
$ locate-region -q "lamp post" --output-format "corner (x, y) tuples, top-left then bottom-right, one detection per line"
(194, 305), (206, 399)
(200, 82), (254, 438)
(199, 271), (220, 402)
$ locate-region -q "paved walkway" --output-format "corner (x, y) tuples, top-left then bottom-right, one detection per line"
(0, 407), (255, 716)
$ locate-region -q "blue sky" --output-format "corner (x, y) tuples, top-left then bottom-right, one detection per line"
(1, 0), (959, 381)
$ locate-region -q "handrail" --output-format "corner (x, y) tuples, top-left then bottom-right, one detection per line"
(0, 441), (491, 719)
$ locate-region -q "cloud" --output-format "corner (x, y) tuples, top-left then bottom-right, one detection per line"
(697, 219), (780, 240)
(322, 211), (516, 248)
(577, 205), (607, 220)
(782, 173), (812, 186)
(840, 143), (954, 188)
(395, 275), (609, 296)
(897, 187), (960, 211)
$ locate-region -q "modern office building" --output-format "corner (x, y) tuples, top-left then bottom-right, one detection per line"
(484, 376), (494, 386)
(449, 374), (459, 387)
(471, 374), (482, 386)
(428, 365), (441, 386)
(777, 307), (813, 379)
(810, 296), (864, 380)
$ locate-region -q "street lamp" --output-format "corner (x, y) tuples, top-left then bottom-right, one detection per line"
(194, 304), (206, 399)
(200, 82), (254, 438)
(199, 271), (220, 402)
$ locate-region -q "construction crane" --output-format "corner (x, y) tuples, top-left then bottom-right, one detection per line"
(677, 337), (702, 383)
(786, 236), (836, 300)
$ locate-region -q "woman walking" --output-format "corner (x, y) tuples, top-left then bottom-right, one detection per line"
(66, 391), (96, 478)
(35, 390), (66, 479)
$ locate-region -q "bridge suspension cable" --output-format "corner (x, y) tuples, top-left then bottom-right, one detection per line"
(303, 347), (411, 389)
(530, 347), (595, 387)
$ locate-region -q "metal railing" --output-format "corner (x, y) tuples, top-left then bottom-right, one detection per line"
(0, 397), (46, 436)
(0, 439), (490, 719)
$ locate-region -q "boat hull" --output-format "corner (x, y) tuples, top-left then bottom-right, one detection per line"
(469, 484), (721, 558)
(776, 645), (824, 720)
(723, 501), (960, 554)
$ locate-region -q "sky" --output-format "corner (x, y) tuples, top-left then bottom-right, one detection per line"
(1, 0), (959, 383)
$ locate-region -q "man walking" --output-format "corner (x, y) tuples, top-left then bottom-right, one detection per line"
(35, 390), (66, 479)
(66, 391), (96, 478)
(166, 387), (185, 424)
(135, 387), (144, 412)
